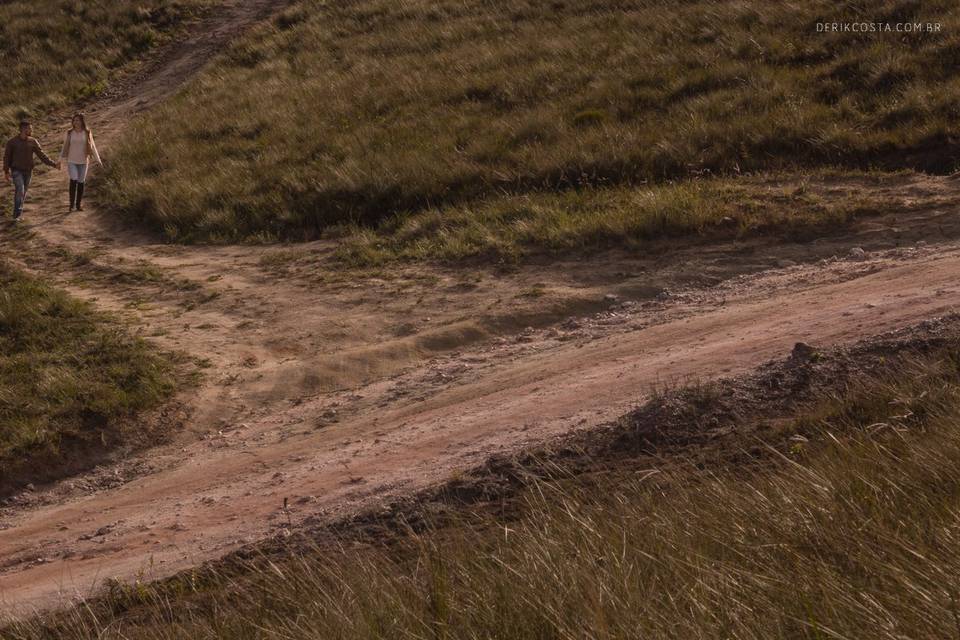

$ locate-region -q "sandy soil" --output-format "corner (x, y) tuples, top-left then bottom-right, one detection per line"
(2, 0), (960, 616)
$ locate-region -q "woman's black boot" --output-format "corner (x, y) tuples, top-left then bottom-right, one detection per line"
(69, 180), (77, 211)
(76, 182), (85, 211)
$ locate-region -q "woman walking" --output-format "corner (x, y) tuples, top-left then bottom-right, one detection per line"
(60, 113), (102, 212)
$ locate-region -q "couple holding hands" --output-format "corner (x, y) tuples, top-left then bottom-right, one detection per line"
(3, 112), (102, 221)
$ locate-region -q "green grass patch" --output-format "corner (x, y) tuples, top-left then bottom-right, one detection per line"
(333, 174), (889, 265)
(0, 261), (179, 490)
(102, 0), (960, 242)
(0, 0), (216, 120)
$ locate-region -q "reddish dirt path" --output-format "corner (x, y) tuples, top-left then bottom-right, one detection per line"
(3, 243), (959, 613)
(2, 0), (960, 617)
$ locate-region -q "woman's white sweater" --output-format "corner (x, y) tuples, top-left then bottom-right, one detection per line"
(60, 129), (102, 166)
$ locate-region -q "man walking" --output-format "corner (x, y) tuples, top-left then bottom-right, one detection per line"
(3, 121), (59, 221)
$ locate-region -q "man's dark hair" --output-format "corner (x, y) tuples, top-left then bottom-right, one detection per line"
(18, 120), (30, 130)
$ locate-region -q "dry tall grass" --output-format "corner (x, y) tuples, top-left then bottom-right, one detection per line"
(333, 172), (889, 264)
(102, 0), (960, 242)
(9, 349), (960, 638)
(0, 0), (213, 120)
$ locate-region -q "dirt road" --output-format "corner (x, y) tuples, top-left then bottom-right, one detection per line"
(1, 0), (959, 616)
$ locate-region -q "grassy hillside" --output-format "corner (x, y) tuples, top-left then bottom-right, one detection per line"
(0, 262), (179, 491)
(101, 0), (960, 243)
(333, 172), (891, 265)
(0, 0), (214, 120)
(9, 340), (960, 638)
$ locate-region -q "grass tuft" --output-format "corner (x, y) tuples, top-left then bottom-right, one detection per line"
(0, 262), (180, 490)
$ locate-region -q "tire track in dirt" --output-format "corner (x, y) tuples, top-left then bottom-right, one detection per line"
(2, 244), (959, 613)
